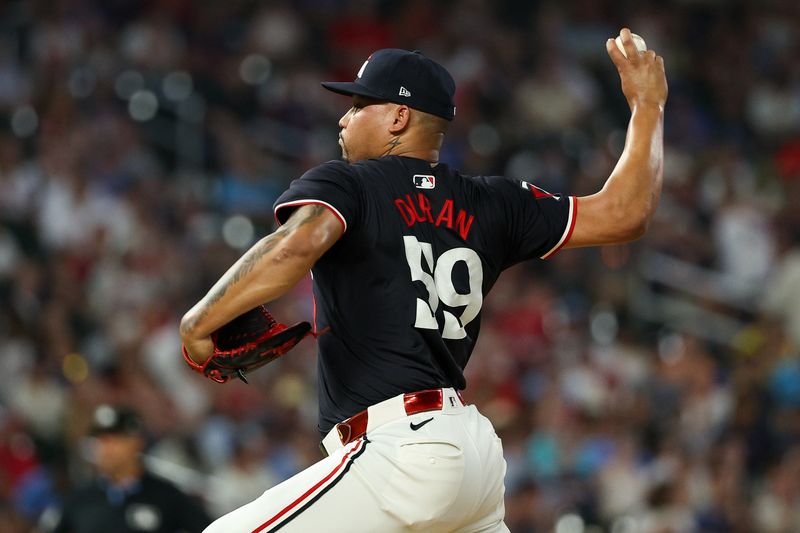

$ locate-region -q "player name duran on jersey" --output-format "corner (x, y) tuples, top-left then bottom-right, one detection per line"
(394, 192), (475, 239)
(413, 174), (435, 189)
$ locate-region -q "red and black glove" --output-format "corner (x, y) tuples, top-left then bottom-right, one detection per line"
(182, 305), (312, 383)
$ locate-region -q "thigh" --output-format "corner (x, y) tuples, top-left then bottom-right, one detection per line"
(205, 408), (508, 533)
(354, 410), (504, 532)
(366, 437), (466, 530)
(204, 438), (405, 533)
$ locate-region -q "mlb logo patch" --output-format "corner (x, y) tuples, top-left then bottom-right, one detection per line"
(413, 174), (436, 189)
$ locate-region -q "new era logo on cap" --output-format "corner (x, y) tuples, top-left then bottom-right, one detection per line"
(399, 86), (411, 97)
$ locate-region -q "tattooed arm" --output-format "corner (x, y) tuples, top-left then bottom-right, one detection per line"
(180, 204), (343, 363)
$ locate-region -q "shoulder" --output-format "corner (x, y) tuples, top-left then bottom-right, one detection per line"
(301, 156), (411, 186)
(352, 155), (429, 176)
(436, 167), (513, 188)
(301, 159), (356, 180)
(142, 471), (206, 505)
(347, 156), (406, 179)
(66, 482), (104, 501)
(141, 471), (186, 496)
(49, 483), (102, 520)
(474, 174), (522, 191)
(471, 175), (557, 202)
(450, 173), (522, 203)
(297, 160), (366, 194)
(142, 470), (181, 488)
(141, 472), (209, 522)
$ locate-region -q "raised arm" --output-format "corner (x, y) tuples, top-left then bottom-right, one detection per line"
(565, 28), (668, 249)
(179, 204), (343, 362)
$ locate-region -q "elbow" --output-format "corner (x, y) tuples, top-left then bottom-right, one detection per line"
(625, 217), (649, 241)
(179, 310), (199, 342)
(609, 204), (652, 243)
(624, 205), (657, 241)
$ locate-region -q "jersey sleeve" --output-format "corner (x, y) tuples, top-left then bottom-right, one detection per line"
(490, 177), (577, 266)
(273, 160), (360, 232)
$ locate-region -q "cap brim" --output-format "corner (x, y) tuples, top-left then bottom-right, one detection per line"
(321, 81), (384, 100)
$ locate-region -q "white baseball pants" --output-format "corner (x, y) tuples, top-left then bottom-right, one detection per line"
(203, 388), (508, 532)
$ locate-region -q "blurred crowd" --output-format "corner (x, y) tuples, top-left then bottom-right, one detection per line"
(1, 0), (800, 532)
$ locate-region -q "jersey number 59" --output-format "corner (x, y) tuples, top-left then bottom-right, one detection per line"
(403, 236), (483, 340)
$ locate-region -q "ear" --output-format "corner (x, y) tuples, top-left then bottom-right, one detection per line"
(388, 105), (411, 134)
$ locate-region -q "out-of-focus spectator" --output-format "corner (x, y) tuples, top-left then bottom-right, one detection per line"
(752, 450), (800, 533)
(763, 225), (800, 347)
(7, 359), (65, 446)
(206, 427), (278, 518)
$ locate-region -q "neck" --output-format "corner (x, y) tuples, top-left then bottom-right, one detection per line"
(381, 135), (442, 165)
(392, 147), (440, 165)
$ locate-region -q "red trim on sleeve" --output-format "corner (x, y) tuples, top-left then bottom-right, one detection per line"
(541, 196), (578, 260)
(273, 200), (347, 233)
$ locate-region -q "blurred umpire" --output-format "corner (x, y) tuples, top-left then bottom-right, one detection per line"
(40, 405), (211, 533)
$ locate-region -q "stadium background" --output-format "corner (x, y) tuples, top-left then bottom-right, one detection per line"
(1, 0), (799, 531)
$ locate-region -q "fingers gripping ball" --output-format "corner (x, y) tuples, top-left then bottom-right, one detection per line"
(615, 33), (647, 58)
(182, 306), (312, 383)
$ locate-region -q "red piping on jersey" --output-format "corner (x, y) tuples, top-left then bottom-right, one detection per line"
(312, 291), (319, 335)
(273, 200), (347, 233)
(542, 196), (578, 260)
(308, 276), (330, 339)
(251, 438), (365, 532)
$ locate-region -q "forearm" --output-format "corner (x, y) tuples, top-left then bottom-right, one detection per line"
(566, 104), (664, 248)
(602, 103), (664, 235)
(180, 233), (312, 343)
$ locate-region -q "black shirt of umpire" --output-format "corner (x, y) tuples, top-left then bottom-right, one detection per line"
(46, 470), (211, 533)
(42, 405), (211, 533)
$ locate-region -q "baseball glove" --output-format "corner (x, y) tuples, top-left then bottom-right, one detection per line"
(182, 305), (312, 384)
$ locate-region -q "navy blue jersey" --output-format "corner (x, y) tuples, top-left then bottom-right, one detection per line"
(274, 156), (576, 434)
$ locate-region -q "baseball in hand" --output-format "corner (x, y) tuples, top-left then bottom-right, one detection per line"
(614, 33), (647, 58)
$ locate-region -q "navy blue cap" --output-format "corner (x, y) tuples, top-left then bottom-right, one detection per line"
(322, 49), (456, 121)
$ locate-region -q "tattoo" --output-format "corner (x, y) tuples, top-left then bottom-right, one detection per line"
(276, 204), (327, 235)
(383, 136), (401, 156)
(183, 205), (329, 335)
(207, 235), (281, 303)
(180, 315), (198, 336)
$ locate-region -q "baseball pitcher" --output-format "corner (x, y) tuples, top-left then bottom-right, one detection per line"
(180, 28), (667, 532)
